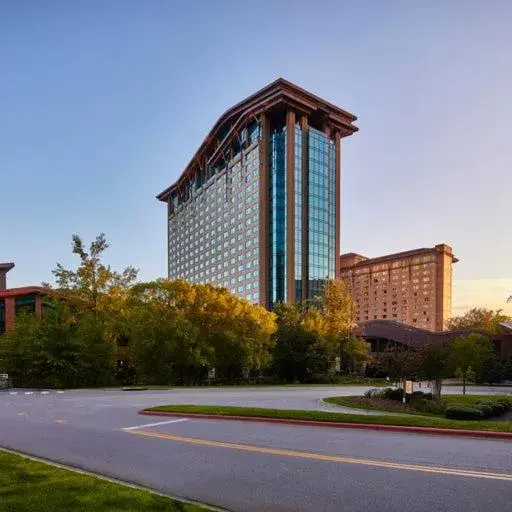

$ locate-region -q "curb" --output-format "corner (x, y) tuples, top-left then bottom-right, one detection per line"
(138, 410), (512, 440)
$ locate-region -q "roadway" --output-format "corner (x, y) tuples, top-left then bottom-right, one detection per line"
(1, 386), (511, 511)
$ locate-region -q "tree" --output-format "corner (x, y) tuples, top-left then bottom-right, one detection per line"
(321, 280), (369, 373)
(126, 280), (276, 384)
(0, 303), (115, 388)
(448, 333), (494, 394)
(379, 346), (416, 386)
(416, 343), (450, 402)
(47, 233), (138, 319)
(476, 356), (507, 385)
(446, 307), (509, 334)
(272, 302), (328, 382)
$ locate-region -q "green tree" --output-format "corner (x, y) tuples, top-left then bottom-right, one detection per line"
(272, 302), (328, 382)
(0, 303), (115, 388)
(46, 234), (138, 333)
(448, 333), (494, 394)
(321, 280), (369, 373)
(416, 343), (450, 402)
(446, 307), (509, 334)
(126, 280), (275, 384)
(379, 346), (416, 386)
(476, 356), (507, 385)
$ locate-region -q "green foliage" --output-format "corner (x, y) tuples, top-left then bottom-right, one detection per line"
(0, 303), (115, 388)
(272, 302), (328, 382)
(126, 280), (276, 385)
(364, 387), (404, 401)
(47, 234), (138, 315)
(446, 307), (510, 334)
(321, 280), (370, 373)
(476, 356), (507, 385)
(416, 343), (449, 402)
(379, 347), (416, 383)
(448, 333), (495, 394)
(444, 405), (484, 420)
(474, 403), (494, 418)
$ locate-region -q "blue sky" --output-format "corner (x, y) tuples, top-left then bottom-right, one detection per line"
(1, 1), (511, 314)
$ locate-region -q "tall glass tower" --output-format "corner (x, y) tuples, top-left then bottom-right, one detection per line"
(157, 79), (358, 309)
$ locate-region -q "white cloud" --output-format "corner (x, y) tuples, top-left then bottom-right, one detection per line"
(452, 278), (512, 317)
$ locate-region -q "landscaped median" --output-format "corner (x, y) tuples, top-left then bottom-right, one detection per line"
(141, 404), (512, 439)
(0, 448), (214, 511)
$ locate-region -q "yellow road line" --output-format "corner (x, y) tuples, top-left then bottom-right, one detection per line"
(125, 429), (512, 482)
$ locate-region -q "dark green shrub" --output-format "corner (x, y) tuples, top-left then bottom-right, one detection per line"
(474, 403), (493, 418)
(383, 387), (404, 401)
(422, 400), (447, 415)
(495, 397), (512, 410)
(410, 397), (446, 415)
(488, 401), (506, 416)
(445, 405), (484, 420)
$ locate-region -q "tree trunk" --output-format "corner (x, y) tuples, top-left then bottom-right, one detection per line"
(433, 378), (442, 403)
(462, 375), (466, 395)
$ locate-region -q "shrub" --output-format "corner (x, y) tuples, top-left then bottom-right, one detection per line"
(364, 388), (385, 398)
(474, 403), (494, 418)
(496, 397), (512, 410)
(488, 401), (507, 416)
(445, 405), (484, 420)
(410, 397), (446, 415)
(383, 387), (404, 401)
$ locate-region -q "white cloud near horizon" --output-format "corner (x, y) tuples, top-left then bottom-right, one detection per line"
(452, 278), (512, 317)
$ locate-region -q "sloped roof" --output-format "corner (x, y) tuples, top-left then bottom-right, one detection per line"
(157, 78), (358, 202)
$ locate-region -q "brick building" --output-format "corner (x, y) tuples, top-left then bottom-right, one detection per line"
(0, 263), (45, 334)
(339, 244), (458, 331)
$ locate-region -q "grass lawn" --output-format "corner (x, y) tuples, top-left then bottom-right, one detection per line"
(146, 404), (512, 433)
(323, 394), (511, 417)
(0, 449), (209, 512)
(323, 396), (436, 416)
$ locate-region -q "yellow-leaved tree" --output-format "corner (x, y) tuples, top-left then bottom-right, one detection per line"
(321, 280), (370, 373)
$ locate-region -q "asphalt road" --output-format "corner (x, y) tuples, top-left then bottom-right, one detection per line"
(1, 386), (511, 511)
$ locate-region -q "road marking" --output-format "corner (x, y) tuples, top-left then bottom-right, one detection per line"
(24, 392), (33, 395)
(56, 391), (64, 394)
(9, 392), (17, 395)
(125, 429), (512, 482)
(41, 391), (50, 395)
(121, 418), (189, 431)
(55, 419), (67, 424)
(17, 412), (27, 416)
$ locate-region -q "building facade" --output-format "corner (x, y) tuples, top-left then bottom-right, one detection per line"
(339, 244), (458, 331)
(157, 79), (358, 308)
(0, 262), (46, 334)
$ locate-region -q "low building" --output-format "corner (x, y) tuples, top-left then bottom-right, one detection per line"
(339, 244), (458, 331)
(0, 262), (46, 334)
(358, 319), (512, 361)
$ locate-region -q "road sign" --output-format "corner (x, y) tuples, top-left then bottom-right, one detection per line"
(208, 368), (216, 379)
(405, 380), (413, 395)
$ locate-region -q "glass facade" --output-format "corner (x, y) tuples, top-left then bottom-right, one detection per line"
(269, 126), (287, 305)
(166, 113), (338, 309)
(294, 124), (303, 302)
(307, 128), (336, 299)
(15, 295), (36, 315)
(267, 122), (337, 307)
